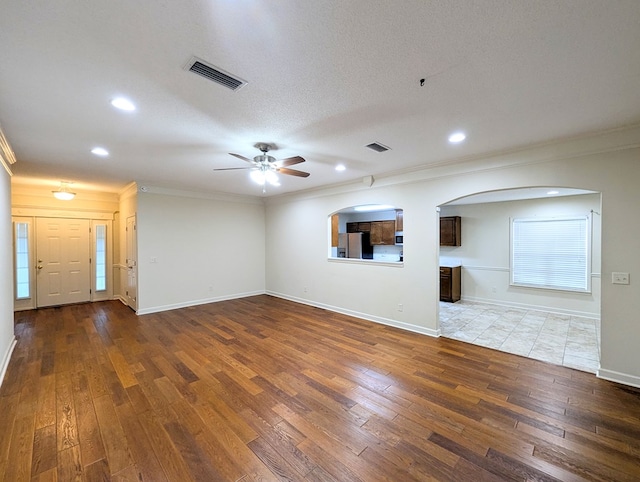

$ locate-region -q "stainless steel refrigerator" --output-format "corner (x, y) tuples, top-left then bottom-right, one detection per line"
(338, 232), (373, 259)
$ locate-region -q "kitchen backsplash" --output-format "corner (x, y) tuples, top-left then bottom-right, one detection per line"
(373, 245), (403, 262)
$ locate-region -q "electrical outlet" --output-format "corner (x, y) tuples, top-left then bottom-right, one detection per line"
(491, 286), (497, 293)
(397, 304), (403, 312)
(612, 272), (630, 285)
(304, 286), (308, 293)
(150, 257), (157, 263)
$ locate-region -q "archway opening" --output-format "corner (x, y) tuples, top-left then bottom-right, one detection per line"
(437, 187), (601, 373)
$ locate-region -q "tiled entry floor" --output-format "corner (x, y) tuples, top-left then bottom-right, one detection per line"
(439, 300), (600, 373)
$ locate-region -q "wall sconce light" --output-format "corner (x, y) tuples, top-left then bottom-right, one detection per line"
(52, 182), (76, 201)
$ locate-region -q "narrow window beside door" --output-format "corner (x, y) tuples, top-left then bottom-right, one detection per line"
(15, 222), (30, 299)
(95, 224), (106, 291)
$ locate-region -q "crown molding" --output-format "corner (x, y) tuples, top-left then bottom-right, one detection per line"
(135, 182), (265, 205)
(266, 123), (640, 207)
(0, 124), (16, 176)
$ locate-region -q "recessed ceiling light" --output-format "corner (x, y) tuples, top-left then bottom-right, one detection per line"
(335, 164), (346, 171)
(448, 132), (466, 144)
(91, 147), (109, 157)
(547, 190), (560, 195)
(110, 97), (136, 111)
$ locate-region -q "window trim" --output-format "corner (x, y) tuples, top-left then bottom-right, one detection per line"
(91, 219), (112, 301)
(13, 217), (36, 310)
(94, 223), (107, 292)
(14, 221), (32, 299)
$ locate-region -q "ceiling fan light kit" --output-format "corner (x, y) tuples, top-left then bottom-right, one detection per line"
(215, 143), (310, 193)
(250, 168), (279, 187)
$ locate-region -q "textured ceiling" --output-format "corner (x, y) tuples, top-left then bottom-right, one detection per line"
(1, 1), (640, 197)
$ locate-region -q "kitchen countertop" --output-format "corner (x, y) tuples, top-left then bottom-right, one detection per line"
(439, 256), (462, 268)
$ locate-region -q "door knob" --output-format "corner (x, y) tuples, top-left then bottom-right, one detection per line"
(37, 265), (43, 270)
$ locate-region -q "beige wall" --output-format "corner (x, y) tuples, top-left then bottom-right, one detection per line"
(11, 184), (119, 216)
(135, 187), (266, 314)
(265, 127), (640, 387)
(115, 183), (137, 305)
(0, 165), (15, 384)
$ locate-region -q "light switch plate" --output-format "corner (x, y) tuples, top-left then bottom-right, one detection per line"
(612, 272), (630, 285)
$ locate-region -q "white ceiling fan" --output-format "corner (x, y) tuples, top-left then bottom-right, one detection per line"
(214, 143), (310, 193)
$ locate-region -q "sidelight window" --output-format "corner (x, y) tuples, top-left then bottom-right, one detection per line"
(95, 224), (107, 291)
(15, 222), (30, 299)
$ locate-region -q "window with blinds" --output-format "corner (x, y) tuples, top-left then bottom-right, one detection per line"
(511, 216), (591, 292)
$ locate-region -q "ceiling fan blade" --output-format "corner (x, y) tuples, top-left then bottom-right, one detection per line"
(277, 167), (310, 178)
(278, 156), (305, 167)
(229, 153), (254, 163)
(213, 167), (251, 171)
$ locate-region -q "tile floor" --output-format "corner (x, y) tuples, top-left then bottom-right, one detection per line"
(439, 300), (601, 373)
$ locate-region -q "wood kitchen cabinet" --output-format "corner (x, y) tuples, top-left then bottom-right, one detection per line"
(346, 222), (371, 233)
(440, 266), (461, 302)
(331, 214), (339, 247)
(370, 220), (396, 245)
(395, 209), (403, 231)
(440, 216), (461, 246)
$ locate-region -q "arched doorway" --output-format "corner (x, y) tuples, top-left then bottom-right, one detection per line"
(437, 187), (601, 373)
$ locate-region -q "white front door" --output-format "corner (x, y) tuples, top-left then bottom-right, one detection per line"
(125, 215), (138, 310)
(36, 218), (91, 307)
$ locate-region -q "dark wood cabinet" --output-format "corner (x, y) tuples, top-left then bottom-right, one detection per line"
(346, 222), (371, 233)
(395, 210), (403, 232)
(440, 216), (461, 246)
(331, 214), (339, 247)
(440, 266), (461, 302)
(370, 220), (396, 245)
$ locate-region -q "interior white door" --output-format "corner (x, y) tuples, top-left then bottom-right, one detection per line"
(36, 218), (91, 307)
(125, 215), (138, 310)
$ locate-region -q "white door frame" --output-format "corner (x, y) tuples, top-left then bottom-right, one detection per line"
(125, 214), (138, 311)
(12, 215), (114, 310)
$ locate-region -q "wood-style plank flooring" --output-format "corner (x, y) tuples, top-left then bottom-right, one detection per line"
(2, 295), (640, 481)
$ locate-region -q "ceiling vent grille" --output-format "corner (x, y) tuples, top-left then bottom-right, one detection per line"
(185, 57), (247, 91)
(366, 142), (391, 153)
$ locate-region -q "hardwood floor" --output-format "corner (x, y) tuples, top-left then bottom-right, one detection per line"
(2, 296), (640, 481)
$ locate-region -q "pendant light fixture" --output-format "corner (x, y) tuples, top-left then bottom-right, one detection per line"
(52, 182), (76, 201)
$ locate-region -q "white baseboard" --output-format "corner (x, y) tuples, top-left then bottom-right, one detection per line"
(113, 295), (127, 304)
(460, 295), (600, 320)
(136, 290), (266, 316)
(597, 368), (640, 389)
(266, 291), (440, 338)
(0, 336), (17, 388)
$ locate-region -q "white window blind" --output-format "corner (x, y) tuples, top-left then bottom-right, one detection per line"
(511, 216), (590, 292)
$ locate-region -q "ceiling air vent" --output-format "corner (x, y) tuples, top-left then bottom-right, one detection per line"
(366, 142), (391, 153)
(185, 57), (247, 91)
